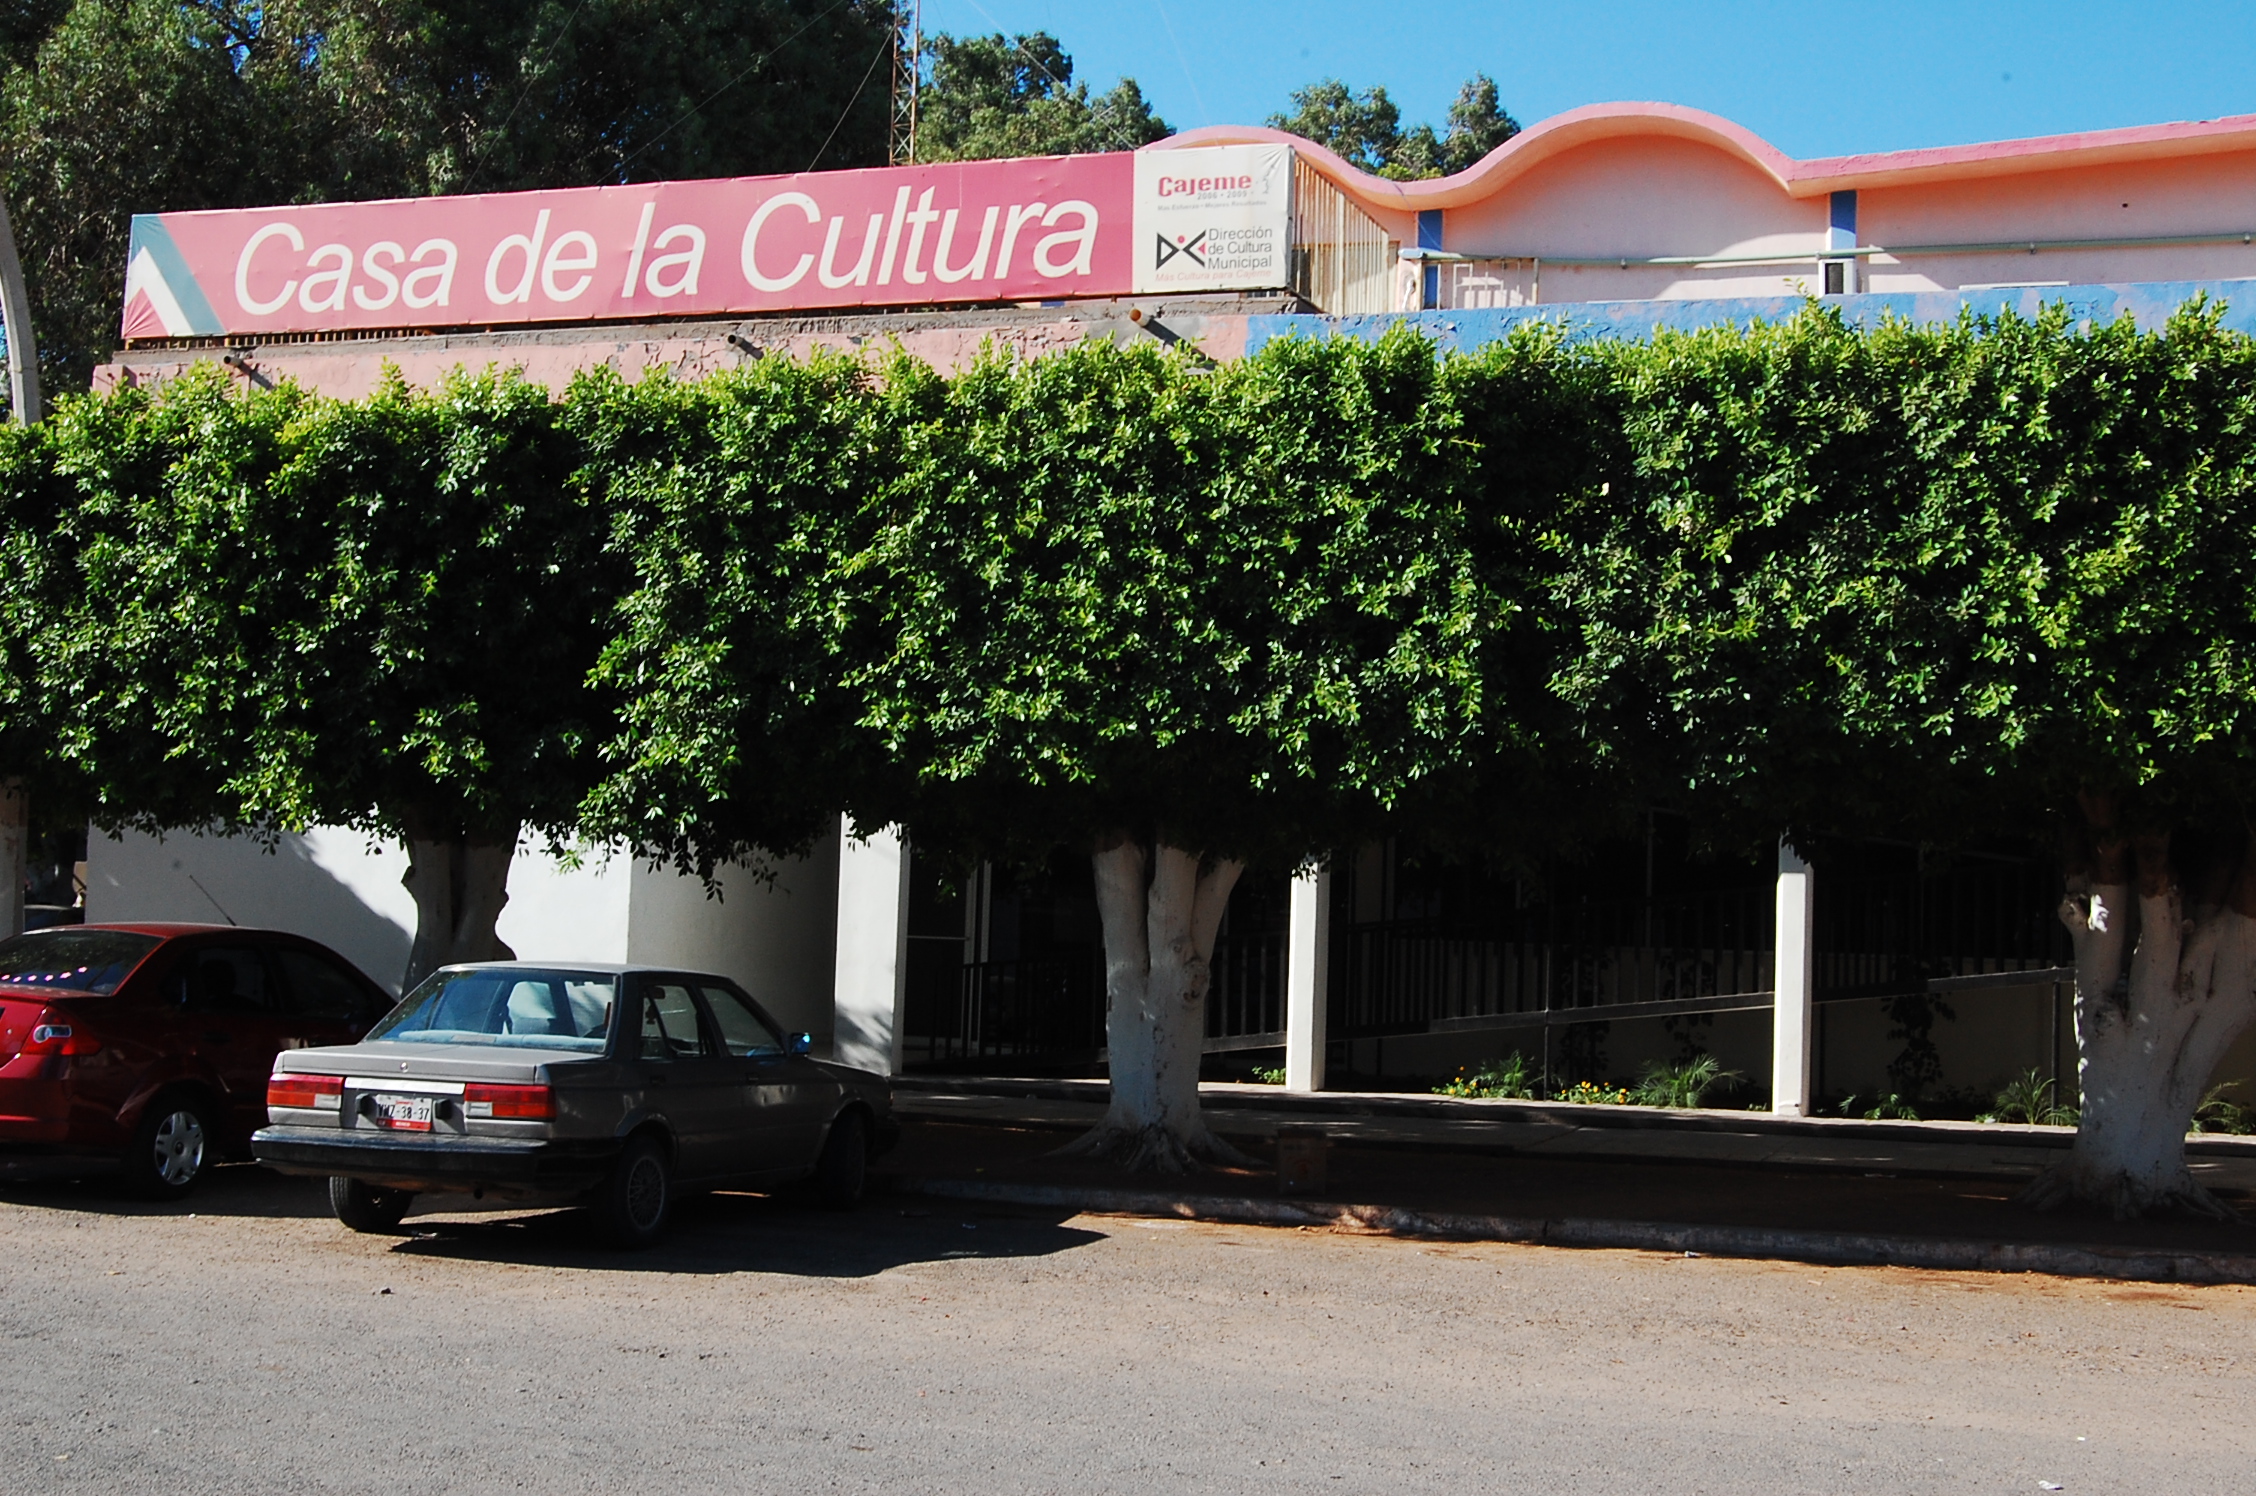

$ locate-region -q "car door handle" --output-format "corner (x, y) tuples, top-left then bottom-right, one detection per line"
(646, 1074), (668, 1087)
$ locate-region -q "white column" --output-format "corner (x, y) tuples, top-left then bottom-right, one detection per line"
(1284, 864), (1331, 1093)
(1771, 838), (1815, 1115)
(831, 818), (910, 1075)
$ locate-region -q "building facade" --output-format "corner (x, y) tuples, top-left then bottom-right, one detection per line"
(88, 103), (2256, 1110)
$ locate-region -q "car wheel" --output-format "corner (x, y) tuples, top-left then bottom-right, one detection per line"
(122, 1093), (212, 1201)
(593, 1134), (671, 1249)
(329, 1176), (414, 1234)
(813, 1109), (868, 1210)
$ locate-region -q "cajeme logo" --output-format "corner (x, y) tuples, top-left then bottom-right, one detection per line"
(1155, 173), (1254, 198)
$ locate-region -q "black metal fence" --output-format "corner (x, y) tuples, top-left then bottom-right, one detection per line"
(1813, 846), (2070, 998)
(902, 928), (1286, 1070)
(900, 843), (2071, 1072)
(1330, 885), (1776, 1039)
(1205, 929), (1288, 1050)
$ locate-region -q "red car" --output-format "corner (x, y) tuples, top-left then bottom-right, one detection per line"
(0, 923), (394, 1198)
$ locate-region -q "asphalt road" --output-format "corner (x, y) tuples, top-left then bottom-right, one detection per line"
(1, 1165), (2250, 1495)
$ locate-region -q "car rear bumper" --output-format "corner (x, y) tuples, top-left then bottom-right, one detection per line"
(251, 1126), (623, 1195)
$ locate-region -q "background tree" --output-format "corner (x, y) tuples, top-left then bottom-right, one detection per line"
(1268, 73), (1518, 180)
(55, 366), (611, 989)
(1438, 74), (1520, 172)
(913, 30), (1168, 161)
(0, 0), (898, 394)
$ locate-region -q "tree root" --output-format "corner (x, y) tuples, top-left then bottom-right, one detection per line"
(2021, 1162), (2243, 1222)
(1053, 1120), (1257, 1174)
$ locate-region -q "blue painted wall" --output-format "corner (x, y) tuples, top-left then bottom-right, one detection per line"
(1245, 279), (2256, 355)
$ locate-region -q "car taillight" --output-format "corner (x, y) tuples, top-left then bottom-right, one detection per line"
(464, 1082), (554, 1120)
(268, 1072), (345, 1110)
(23, 1010), (100, 1056)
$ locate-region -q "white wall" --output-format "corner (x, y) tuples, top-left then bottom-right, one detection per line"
(85, 824), (838, 1012)
(830, 822), (911, 1075)
(624, 826), (840, 1048)
(87, 825), (421, 994)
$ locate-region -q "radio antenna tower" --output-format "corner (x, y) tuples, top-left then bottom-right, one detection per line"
(888, 0), (921, 166)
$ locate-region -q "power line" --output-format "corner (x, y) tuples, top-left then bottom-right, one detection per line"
(615, 0), (857, 178)
(461, 0), (597, 193)
(807, 25), (895, 172)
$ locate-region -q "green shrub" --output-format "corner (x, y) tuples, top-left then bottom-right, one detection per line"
(1978, 1069), (2077, 1126)
(1631, 1055), (1741, 1109)
(1251, 1066), (1287, 1086)
(1553, 1079), (1632, 1106)
(1433, 1053), (1536, 1100)
(1833, 1093), (1922, 1121)
(2192, 1084), (2255, 1135)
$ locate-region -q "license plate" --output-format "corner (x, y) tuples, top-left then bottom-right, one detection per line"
(372, 1094), (435, 1132)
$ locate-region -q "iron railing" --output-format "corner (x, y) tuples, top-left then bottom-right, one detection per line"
(1814, 848), (2070, 998)
(1330, 886), (1776, 1040)
(1205, 929), (1287, 1051)
(903, 928), (1287, 1068)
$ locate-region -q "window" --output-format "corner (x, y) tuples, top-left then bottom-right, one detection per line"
(639, 983), (711, 1061)
(368, 969), (617, 1052)
(0, 929), (160, 995)
(272, 948), (379, 1024)
(700, 983), (784, 1058)
(181, 947), (273, 1015)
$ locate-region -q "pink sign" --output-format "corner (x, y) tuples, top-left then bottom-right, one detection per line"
(123, 154), (1136, 339)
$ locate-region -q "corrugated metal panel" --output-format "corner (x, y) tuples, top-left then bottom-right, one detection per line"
(1288, 157), (1394, 315)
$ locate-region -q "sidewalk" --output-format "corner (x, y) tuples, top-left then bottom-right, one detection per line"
(882, 1077), (2256, 1284)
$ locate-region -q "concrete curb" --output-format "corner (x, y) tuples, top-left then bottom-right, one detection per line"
(891, 1075), (2256, 1158)
(903, 1176), (2256, 1286)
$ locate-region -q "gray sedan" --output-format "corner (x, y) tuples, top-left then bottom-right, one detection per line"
(252, 962), (897, 1246)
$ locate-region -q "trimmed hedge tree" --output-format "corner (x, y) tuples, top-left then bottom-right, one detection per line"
(52, 365), (611, 989)
(1599, 301), (2256, 1216)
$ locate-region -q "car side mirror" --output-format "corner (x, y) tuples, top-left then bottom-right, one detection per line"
(787, 1032), (813, 1057)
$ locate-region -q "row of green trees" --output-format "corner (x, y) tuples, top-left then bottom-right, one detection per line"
(9, 303), (2255, 1206)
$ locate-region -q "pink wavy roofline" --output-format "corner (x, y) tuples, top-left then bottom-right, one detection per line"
(1150, 102), (2256, 211)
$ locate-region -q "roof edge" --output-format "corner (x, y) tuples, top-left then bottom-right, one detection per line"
(1151, 103), (2256, 210)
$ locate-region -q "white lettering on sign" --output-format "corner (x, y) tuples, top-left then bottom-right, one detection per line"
(401, 239), (458, 309)
(486, 209), (552, 305)
(742, 193), (821, 292)
(141, 151), (1147, 338)
(234, 222), (304, 315)
(299, 243), (353, 313)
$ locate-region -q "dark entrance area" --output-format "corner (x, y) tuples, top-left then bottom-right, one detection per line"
(900, 849), (1288, 1076)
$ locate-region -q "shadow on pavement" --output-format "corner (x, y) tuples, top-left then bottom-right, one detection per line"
(382, 1186), (1109, 1276)
(0, 1162), (333, 1220)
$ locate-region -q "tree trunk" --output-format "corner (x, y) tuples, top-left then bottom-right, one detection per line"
(2026, 823), (2256, 1219)
(399, 825), (520, 991)
(1059, 834), (1245, 1172)
(0, 779), (23, 940)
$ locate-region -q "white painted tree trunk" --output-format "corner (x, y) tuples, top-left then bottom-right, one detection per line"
(0, 779), (23, 940)
(2029, 833), (2256, 1219)
(1061, 836), (1244, 1172)
(399, 828), (520, 991)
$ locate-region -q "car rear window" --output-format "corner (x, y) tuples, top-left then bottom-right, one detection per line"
(0, 929), (162, 995)
(369, 969), (618, 1052)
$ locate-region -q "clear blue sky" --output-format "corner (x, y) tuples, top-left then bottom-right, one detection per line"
(916, 0), (2256, 159)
